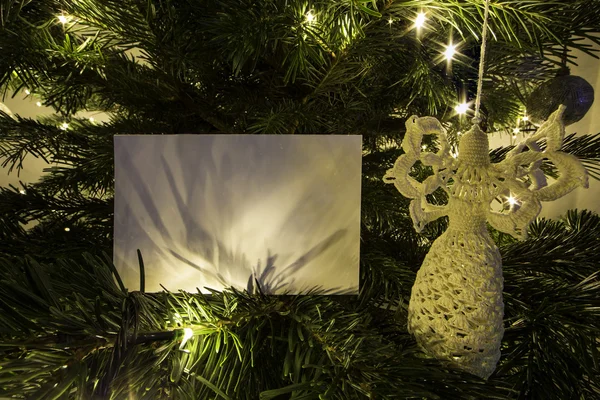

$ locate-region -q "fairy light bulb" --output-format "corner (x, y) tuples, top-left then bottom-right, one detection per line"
(64, 227), (71, 232)
(89, 117), (95, 123)
(444, 44), (457, 60)
(305, 10), (315, 24)
(60, 122), (69, 130)
(25, 89), (31, 95)
(179, 328), (194, 350)
(513, 127), (520, 134)
(36, 101), (42, 107)
(455, 102), (469, 115)
(415, 12), (426, 28)
(173, 312), (183, 325)
(57, 15), (69, 24)
(388, 17), (393, 25)
(19, 189), (26, 195)
(523, 115), (529, 122)
(507, 195), (518, 206)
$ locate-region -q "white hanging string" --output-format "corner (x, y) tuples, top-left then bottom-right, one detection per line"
(472, 0), (491, 125)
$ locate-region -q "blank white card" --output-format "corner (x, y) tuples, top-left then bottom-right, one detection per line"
(113, 135), (362, 294)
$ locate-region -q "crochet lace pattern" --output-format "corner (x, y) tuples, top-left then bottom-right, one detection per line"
(384, 105), (588, 378)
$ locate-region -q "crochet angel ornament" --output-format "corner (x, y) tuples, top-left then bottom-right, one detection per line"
(383, 105), (588, 378)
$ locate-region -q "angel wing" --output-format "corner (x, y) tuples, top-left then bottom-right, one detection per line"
(488, 105), (589, 239)
(383, 115), (454, 231)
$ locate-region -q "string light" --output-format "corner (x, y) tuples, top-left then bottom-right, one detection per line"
(89, 117), (95, 123)
(25, 89), (31, 95)
(455, 102), (469, 115)
(507, 195), (519, 206)
(421, 144), (427, 150)
(414, 12), (426, 29)
(36, 101), (42, 107)
(522, 115), (529, 122)
(444, 44), (457, 60)
(19, 189), (26, 195)
(57, 14), (70, 24)
(60, 122), (69, 130)
(513, 127), (520, 134)
(305, 10), (316, 24)
(179, 328), (194, 350)
(173, 312), (183, 326)
(64, 227), (71, 232)
(388, 17), (394, 25)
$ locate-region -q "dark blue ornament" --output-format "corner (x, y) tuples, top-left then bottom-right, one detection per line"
(526, 75), (594, 126)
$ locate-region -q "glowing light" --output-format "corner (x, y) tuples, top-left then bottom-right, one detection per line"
(89, 117), (95, 123)
(388, 17), (394, 25)
(64, 227), (71, 232)
(57, 15), (69, 24)
(305, 10), (316, 24)
(451, 151), (458, 159)
(513, 127), (520, 134)
(179, 328), (194, 349)
(415, 12), (426, 28)
(507, 195), (519, 206)
(19, 189), (26, 195)
(444, 44), (457, 60)
(25, 89), (31, 95)
(60, 122), (69, 130)
(522, 115), (529, 122)
(36, 101), (42, 107)
(173, 312), (183, 325)
(454, 102), (469, 115)
(421, 144), (427, 150)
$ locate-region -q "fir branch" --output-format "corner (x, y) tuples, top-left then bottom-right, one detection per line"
(559, 132), (600, 180)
